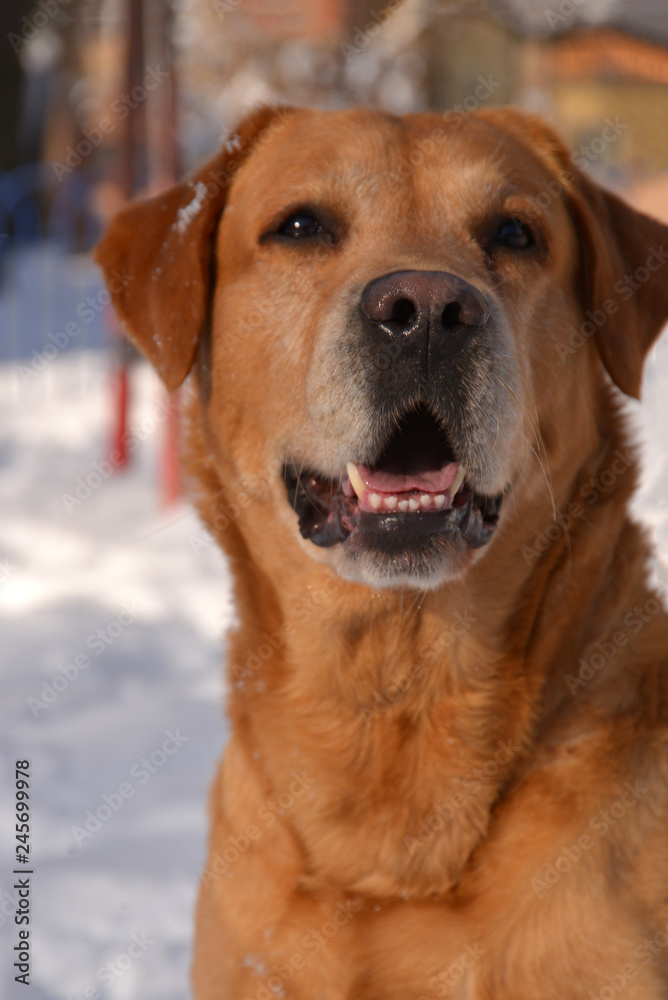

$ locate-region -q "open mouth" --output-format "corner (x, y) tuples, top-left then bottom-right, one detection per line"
(283, 405), (502, 555)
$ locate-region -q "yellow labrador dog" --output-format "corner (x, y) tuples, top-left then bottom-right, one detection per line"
(97, 106), (668, 1000)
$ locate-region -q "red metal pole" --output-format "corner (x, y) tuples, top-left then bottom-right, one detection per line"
(145, 0), (183, 507)
(110, 343), (129, 468)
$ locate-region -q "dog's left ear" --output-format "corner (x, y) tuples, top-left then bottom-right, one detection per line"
(481, 108), (668, 399)
(95, 105), (293, 392)
(568, 174), (668, 399)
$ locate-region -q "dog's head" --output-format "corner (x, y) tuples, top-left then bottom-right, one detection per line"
(96, 106), (668, 590)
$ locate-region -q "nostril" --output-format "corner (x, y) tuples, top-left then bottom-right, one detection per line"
(361, 271), (489, 339)
(441, 302), (462, 329)
(390, 298), (417, 329)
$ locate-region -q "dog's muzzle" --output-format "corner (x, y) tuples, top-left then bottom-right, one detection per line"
(282, 269), (512, 585)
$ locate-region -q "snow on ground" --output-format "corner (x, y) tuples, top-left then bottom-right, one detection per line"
(633, 333), (668, 578)
(0, 331), (667, 1000)
(0, 351), (231, 999)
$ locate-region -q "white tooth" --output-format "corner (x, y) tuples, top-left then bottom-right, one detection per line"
(369, 493), (382, 510)
(398, 499), (409, 512)
(408, 498), (420, 511)
(434, 494), (446, 509)
(420, 494), (431, 508)
(384, 496), (398, 510)
(346, 461), (366, 499)
(451, 466), (466, 496)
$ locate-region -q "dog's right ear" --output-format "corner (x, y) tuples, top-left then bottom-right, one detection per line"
(95, 106), (293, 392)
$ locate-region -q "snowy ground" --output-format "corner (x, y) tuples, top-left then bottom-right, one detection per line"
(0, 330), (667, 999)
(0, 352), (231, 999)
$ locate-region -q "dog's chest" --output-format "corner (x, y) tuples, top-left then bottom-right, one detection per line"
(252, 673), (522, 899)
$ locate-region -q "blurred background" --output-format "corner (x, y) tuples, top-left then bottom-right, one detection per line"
(1, 1), (667, 997)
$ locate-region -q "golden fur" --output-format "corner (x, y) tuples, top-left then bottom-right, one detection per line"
(96, 106), (668, 1000)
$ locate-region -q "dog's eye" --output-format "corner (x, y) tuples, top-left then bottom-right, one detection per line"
(495, 218), (535, 250)
(277, 212), (326, 240)
(261, 206), (339, 247)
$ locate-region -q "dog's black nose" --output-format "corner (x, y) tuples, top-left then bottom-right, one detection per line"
(360, 270), (489, 341)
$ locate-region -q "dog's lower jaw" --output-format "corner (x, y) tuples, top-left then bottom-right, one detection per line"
(327, 539), (476, 590)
